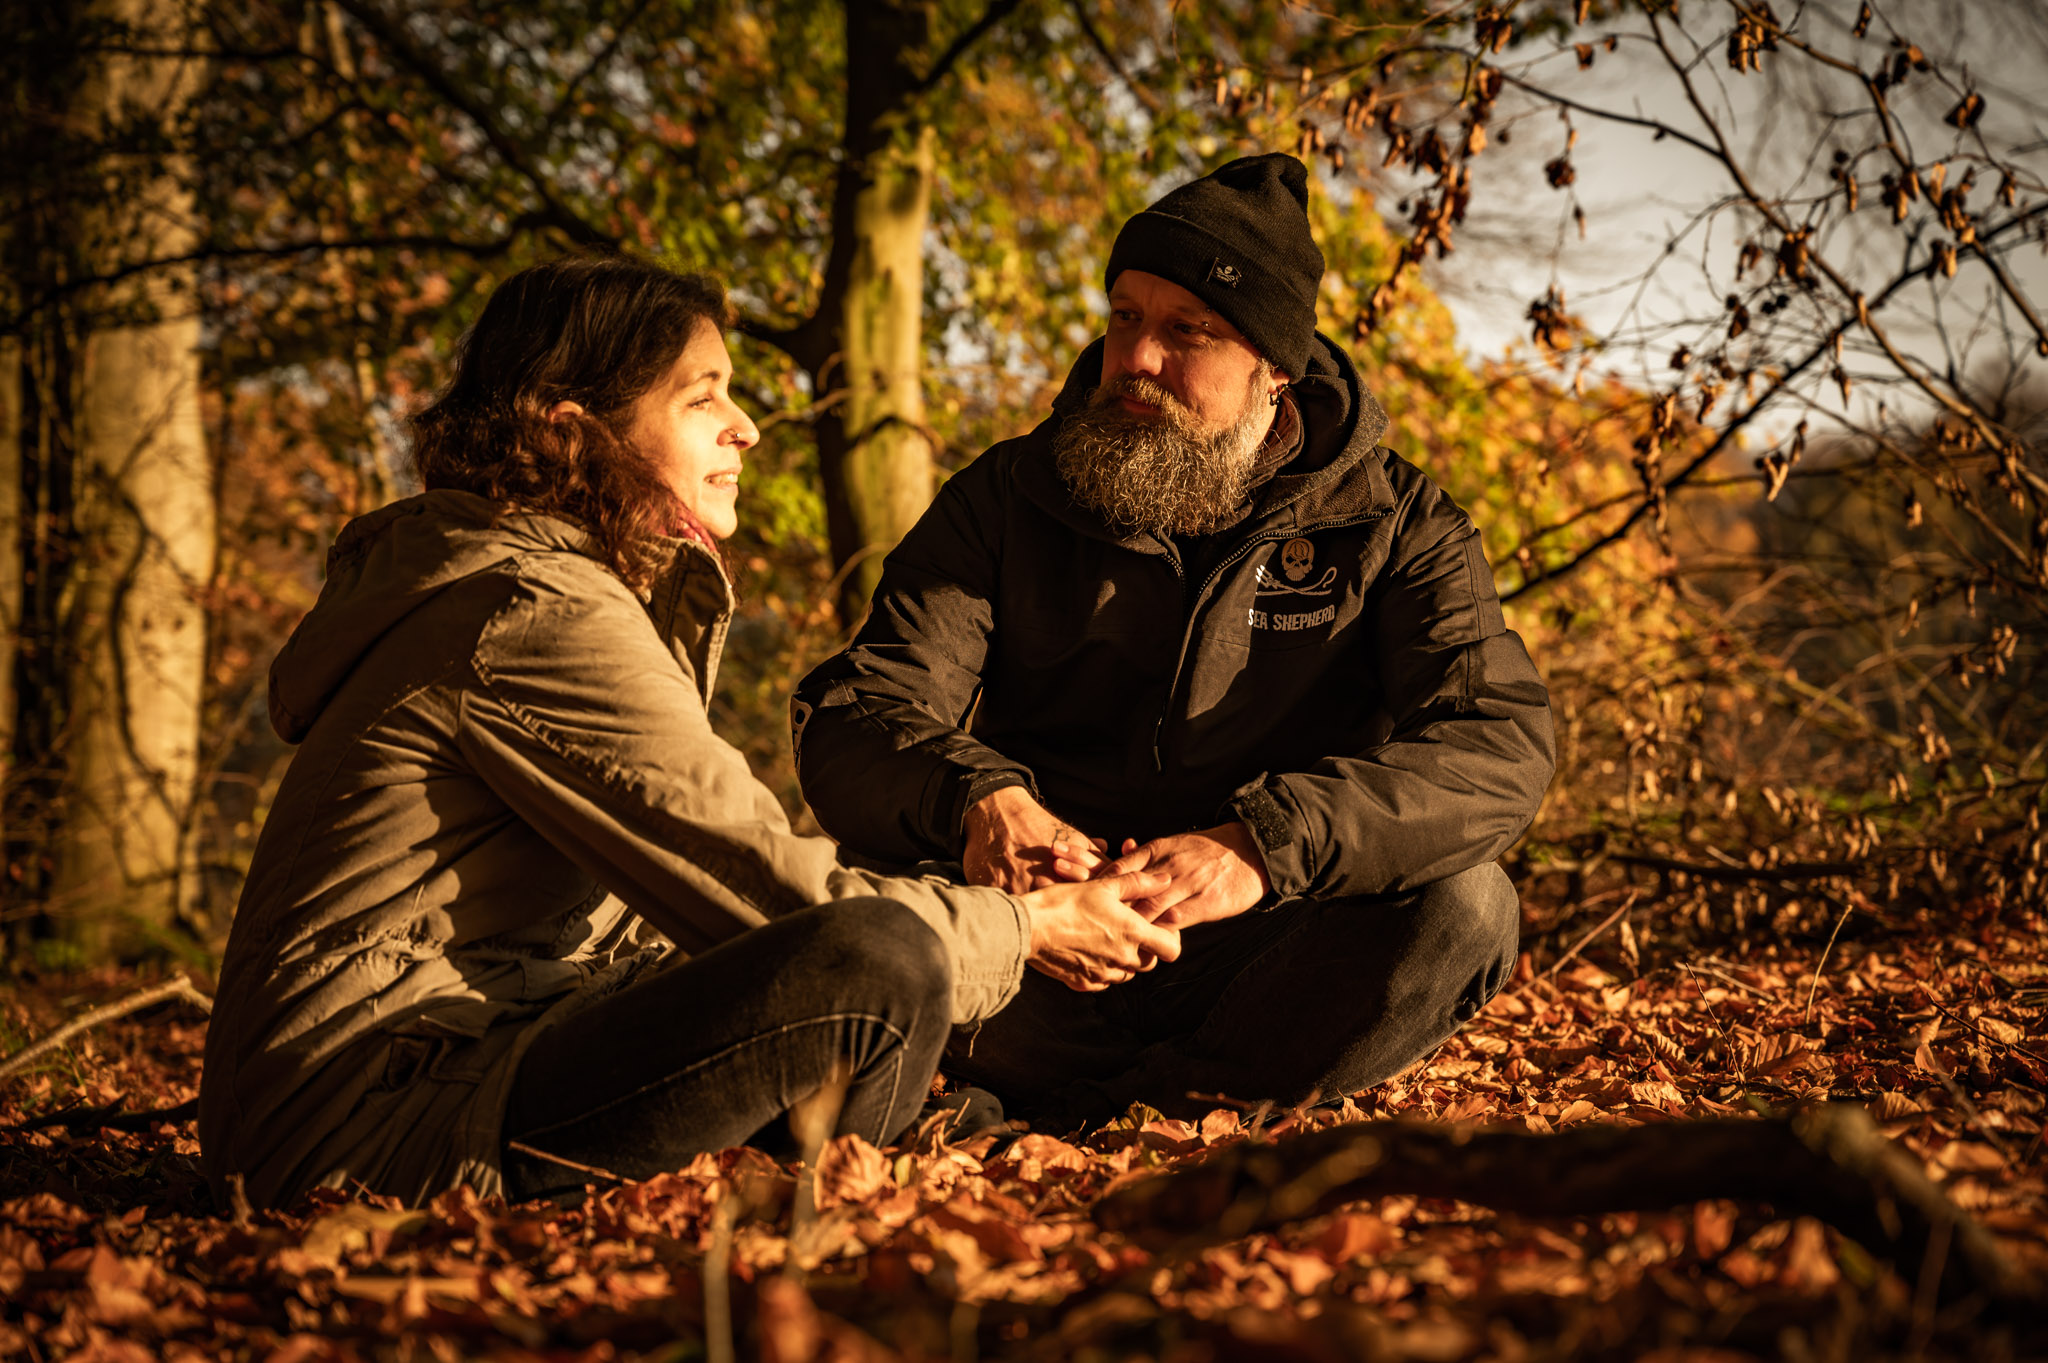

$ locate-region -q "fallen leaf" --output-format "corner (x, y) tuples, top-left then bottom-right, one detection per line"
(299, 1203), (430, 1268)
(815, 1133), (892, 1209)
(1695, 1200), (1738, 1256)
(1312, 1210), (1394, 1263)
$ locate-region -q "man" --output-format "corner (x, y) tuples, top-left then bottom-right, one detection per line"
(791, 153), (1554, 1130)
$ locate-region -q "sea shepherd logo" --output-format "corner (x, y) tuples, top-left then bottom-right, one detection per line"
(1250, 537), (1337, 632)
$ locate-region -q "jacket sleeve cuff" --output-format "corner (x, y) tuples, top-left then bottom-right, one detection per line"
(1228, 780), (1311, 901)
(947, 768), (1037, 855)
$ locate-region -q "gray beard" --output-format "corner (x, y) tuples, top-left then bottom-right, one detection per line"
(1053, 369), (1273, 537)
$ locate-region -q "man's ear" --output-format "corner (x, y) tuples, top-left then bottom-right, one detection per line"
(547, 399), (586, 420)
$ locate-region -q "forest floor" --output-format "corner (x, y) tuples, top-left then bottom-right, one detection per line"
(2, 892), (2044, 1363)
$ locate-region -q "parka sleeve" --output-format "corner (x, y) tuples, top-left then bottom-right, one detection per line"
(791, 451), (1038, 864)
(454, 563), (1032, 1024)
(1228, 480), (1556, 899)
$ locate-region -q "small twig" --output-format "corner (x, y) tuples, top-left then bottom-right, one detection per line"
(227, 1172), (253, 1227)
(1678, 963), (1732, 1042)
(704, 1191), (739, 1363)
(1805, 900), (1856, 1025)
(1927, 999), (2048, 1069)
(1182, 1091), (1262, 1113)
(1690, 959), (1777, 1002)
(1506, 892), (1639, 999)
(504, 1140), (623, 1186)
(1908, 1209), (1952, 1353)
(787, 1055), (853, 1258)
(5, 1096), (198, 1132)
(0, 975), (214, 1083)
(1932, 1070), (2017, 1169)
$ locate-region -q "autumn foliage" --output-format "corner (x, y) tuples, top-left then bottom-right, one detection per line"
(5, 0), (2047, 1357)
(4, 877), (2044, 1360)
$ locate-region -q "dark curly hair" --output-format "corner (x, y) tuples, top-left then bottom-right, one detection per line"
(409, 254), (734, 590)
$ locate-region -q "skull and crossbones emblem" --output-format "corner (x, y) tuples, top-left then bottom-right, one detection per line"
(1280, 537), (1315, 583)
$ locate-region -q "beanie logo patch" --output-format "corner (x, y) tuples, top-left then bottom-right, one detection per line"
(1207, 259), (1242, 287)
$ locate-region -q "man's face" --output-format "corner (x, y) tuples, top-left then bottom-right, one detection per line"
(1101, 271), (1279, 432)
(1053, 273), (1285, 537)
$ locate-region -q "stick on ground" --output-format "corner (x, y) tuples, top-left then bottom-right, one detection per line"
(0, 974), (214, 1083)
(1094, 1105), (2035, 1316)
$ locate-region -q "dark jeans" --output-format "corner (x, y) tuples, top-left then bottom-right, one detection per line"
(944, 862), (1521, 1130)
(501, 897), (950, 1201)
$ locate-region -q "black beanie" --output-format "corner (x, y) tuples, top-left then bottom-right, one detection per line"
(1104, 152), (1324, 379)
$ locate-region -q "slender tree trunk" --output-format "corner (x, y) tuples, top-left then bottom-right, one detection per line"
(43, 0), (214, 954)
(314, 0), (398, 512)
(831, 123), (937, 617)
(812, 0), (938, 626)
(0, 331), (20, 950)
(2, 23), (83, 947)
(0, 336), (19, 769)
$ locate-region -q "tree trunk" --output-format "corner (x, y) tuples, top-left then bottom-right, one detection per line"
(42, 0), (214, 954)
(3, 11), (84, 949)
(812, 0), (938, 627)
(313, 0), (399, 513)
(829, 124), (937, 619)
(0, 336), (19, 767)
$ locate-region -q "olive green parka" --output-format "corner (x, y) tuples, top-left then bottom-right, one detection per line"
(200, 490), (1030, 1208)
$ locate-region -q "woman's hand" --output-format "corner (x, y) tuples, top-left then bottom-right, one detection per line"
(1020, 871), (1181, 992)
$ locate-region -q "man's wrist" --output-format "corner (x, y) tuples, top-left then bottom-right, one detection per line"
(1227, 782), (1303, 901)
(1223, 820), (1273, 893)
(959, 770), (1034, 838)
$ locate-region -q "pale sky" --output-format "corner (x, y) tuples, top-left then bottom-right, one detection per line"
(1397, 0), (2048, 426)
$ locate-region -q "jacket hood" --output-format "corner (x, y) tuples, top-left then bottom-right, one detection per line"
(268, 490), (708, 743)
(1021, 332), (1394, 545)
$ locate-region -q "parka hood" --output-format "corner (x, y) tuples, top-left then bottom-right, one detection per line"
(267, 490), (710, 744)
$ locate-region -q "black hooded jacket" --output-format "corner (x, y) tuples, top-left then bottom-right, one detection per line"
(791, 333), (1555, 901)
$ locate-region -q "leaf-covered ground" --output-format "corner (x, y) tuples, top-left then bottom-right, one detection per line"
(3, 897), (2044, 1363)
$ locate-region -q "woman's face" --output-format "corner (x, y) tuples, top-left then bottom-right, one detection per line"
(626, 320), (759, 540)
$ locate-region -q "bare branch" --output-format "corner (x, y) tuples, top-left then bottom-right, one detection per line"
(0, 976), (212, 1083)
(1, 227), (534, 336)
(327, 0), (613, 247)
(912, 0), (1025, 97)
(1066, 0), (1163, 114)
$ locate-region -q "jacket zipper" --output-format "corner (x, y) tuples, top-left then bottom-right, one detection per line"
(1150, 508), (1393, 772)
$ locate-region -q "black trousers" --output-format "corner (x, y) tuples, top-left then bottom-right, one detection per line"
(500, 897), (951, 1201)
(943, 862), (1521, 1130)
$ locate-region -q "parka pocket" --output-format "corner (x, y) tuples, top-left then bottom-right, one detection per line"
(373, 1035), (438, 1092)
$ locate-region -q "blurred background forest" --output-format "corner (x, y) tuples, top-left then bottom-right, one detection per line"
(2, 0), (2044, 971)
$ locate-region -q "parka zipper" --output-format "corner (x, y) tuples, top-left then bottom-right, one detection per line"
(1150, 508), (1393, 772)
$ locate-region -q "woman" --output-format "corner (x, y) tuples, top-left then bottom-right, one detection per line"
(200, 255), (1177, 1208)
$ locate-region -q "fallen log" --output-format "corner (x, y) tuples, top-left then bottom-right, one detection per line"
(1093, 1105), (2034, 1316)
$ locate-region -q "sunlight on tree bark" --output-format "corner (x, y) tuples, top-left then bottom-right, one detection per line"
(0, 336), (19, 765)
(50, 0), (215, 952)
(839, 124), (938, 614)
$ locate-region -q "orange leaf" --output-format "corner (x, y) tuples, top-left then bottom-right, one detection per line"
(1694, 1200), (1737, 1256)
(814, 1134), (892, 1209)
(1004, 1134), (1089, 1171)
(1313, 1211), (1394, 1263)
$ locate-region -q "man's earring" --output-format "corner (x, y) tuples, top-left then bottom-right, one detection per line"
(1269, 387), (1284, 406)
